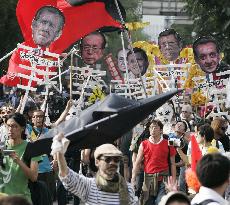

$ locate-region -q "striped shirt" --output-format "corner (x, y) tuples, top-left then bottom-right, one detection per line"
(59, 168), (138, 205)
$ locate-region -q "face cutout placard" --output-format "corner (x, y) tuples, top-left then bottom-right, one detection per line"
(80, 32), (105, 65)
(31, 6), (65, 48)
(158, 29), (182, 62)
(117, 48), (129, 73)
(193, 36), (221, 73)
(127, 48), (149, 77)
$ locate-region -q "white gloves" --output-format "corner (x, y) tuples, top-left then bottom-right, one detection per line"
(51, 133), (70, 156)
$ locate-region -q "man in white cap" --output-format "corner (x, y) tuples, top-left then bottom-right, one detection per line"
(52, 133), (138, 205)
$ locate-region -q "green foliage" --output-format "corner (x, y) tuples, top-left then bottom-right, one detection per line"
(183, 0), (230, 63)
(122, 0), (142, 21)
(106, 0), (150, 57)
(171, 24), (194, 47)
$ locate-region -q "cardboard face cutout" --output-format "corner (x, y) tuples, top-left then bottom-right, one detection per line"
(117, 49), (129, 72)
(81, 33), (105, 65)
(32, 7), (64, 47)
(127, 50), (149, 77)
(195, 42), (221, 73)
(156, 103), (174, 124)
(158, 34), (181, 61)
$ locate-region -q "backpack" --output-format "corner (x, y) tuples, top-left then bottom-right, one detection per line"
(194, 199), (217, 205)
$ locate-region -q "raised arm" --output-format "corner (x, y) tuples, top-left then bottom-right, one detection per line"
(53, 99), (73, 127)
(131, 143), (144, 187)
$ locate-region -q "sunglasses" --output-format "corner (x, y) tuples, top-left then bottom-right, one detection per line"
(99, 156), (121, 163)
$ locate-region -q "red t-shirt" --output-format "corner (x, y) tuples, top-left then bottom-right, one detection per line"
(142, 138), (176, 174)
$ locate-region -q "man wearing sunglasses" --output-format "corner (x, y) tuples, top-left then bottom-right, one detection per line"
(53, 134), (138, 205)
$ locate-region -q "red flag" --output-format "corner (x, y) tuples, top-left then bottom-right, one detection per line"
(16, 0), (121, 53)
(1, 0), (122, 87)
(191, 134), (202, 172)
(0, 41), (57, 87)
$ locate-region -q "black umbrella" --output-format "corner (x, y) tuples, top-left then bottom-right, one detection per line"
(25, 89), (180, 158)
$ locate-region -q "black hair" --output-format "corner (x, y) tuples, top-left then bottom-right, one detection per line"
(176, 120), (188, 132)
(7, 113), (26, 128)
(126, 47), (149, 75)
(149, 119), (163, 130)
(199, 124), (214, 143)
(193, 36), (220, 59)
(34, 6), (65, 32)
(7, 113), (27, 139)
(158, 29), (182, 48)
(80, 31), (106, 49)
(196, 153), (230, 188)
(195, 119), (211, 130)
(23, 101), (38, 114)
(0, 195), (31, 205)
(166, 192), (190, 205)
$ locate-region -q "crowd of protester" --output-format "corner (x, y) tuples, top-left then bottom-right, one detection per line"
(0, 85), (229, 205)
(0, 25), (229, 205)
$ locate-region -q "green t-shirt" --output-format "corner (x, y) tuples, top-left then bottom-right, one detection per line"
(0, 140), (41, 201)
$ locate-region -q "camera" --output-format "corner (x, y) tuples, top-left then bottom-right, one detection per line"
(168, 138), (181, 147)
(2, 150), (15, 156)
(0, 143), (15, 168)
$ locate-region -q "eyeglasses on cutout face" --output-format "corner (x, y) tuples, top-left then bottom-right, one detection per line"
(99, 156), (121, 163)
(82, 45), (102, 53)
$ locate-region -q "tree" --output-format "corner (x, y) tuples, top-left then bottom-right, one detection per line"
(171, 24), (194, 47)
(105, 0), (150, 59)
(0, 0), (23, 74)
(183, 0), (230, 64)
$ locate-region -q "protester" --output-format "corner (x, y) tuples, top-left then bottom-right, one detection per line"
(0, 106), (15, 143)
(211, 117), (230, 152)
(159, 191), (191, 205)
(0, 195), (32, 205)
(0, 113), (41, 202)
(130, 120), (150, 197)
(168, 121), (190, 194)
(191, 153), (230, 205)
(180, 104), (193, 131)
(187, 124), (220, 159)
(53, 133), (138, 205)
(132, 119), (176, 205)
(26, 100), (73, 203)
